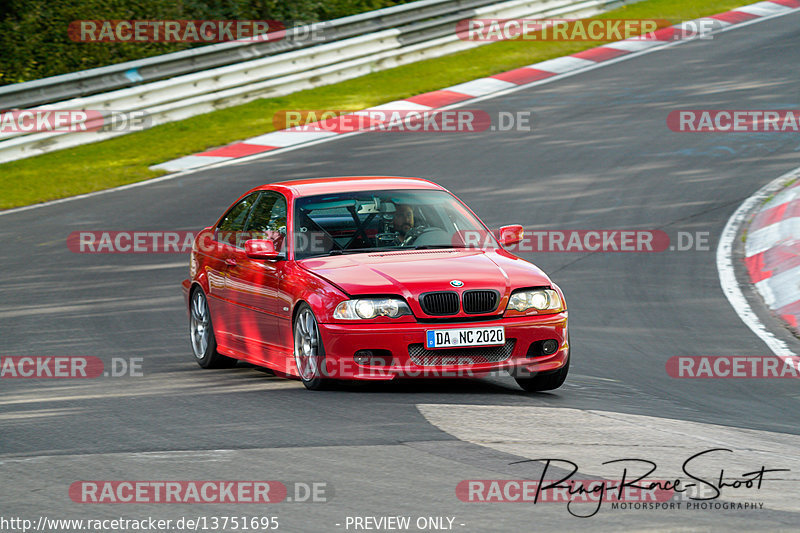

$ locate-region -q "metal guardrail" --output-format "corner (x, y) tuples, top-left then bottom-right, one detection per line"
(0, 0), (641, 164)
(0, 0), (504, 110)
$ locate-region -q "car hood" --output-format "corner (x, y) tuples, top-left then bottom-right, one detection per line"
(297, 249), (551, 298)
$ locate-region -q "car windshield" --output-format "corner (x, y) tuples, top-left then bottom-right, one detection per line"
(293, 189), (497, 259)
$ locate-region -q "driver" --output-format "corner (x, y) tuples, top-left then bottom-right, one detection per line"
(392, 204), (415, 242)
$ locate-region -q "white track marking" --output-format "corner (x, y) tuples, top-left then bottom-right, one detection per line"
(443, 78), (516, 97)
(365, 100), (432, 111)
(745, 217), (800, 256)
(526, 56), (596, 73)
(603, 38), (667, 52)
(737, 1), (793, 15)
(716, 165), (800, 358)
(755, 264), (800, 309)
(245, 129), (338, 147)
(155, 154), (231, 171)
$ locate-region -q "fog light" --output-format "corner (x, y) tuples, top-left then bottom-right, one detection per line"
(354, 350), (372, 364)
(541, 339), (559, 355)
(354, 349), (393, 366)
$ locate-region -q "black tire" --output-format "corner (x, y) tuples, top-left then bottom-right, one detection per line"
(514, 348), (570, 392)
(293, 303), (331, 390)
(189, 288), (237, 369)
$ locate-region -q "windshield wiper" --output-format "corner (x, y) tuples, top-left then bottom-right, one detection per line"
(323, 245), (467, 255)
(340, 246), (406, 254)
(413, 244), (466, 250)
(323, 246), (406, 255)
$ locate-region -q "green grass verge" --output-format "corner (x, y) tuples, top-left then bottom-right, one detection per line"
(1, 0), (747, 209)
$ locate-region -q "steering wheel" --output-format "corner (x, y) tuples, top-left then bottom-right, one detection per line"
(400, 225), (436, 246)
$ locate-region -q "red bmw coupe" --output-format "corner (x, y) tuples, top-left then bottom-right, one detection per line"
(182, 177), (569, 391)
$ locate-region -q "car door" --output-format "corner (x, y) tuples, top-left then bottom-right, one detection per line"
(210, 192), (260, 351)
(224, 191), (288, 362)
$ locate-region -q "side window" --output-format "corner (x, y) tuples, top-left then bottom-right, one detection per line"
(243, 192), (288, 252)
(216, 193), (259, 246)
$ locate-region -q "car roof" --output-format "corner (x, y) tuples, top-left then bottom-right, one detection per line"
(256, 176), (446, 197)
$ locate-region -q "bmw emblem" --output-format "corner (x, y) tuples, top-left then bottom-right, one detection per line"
(450, 280), (464, 288)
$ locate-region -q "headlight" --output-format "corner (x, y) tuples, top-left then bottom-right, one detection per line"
(506, 289), (563, 314)
(334, 298), (412, 319)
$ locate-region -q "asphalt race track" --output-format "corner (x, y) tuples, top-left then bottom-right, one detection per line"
(2, 10), (800, 532)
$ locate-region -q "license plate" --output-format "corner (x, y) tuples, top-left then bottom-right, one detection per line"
(425, 326), (505, 349)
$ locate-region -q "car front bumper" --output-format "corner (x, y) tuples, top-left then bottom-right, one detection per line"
(316, 312), (568, 380)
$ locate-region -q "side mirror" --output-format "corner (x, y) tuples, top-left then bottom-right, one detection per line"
(245, 239), (281, 260)
(498, 225), (524, 246)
